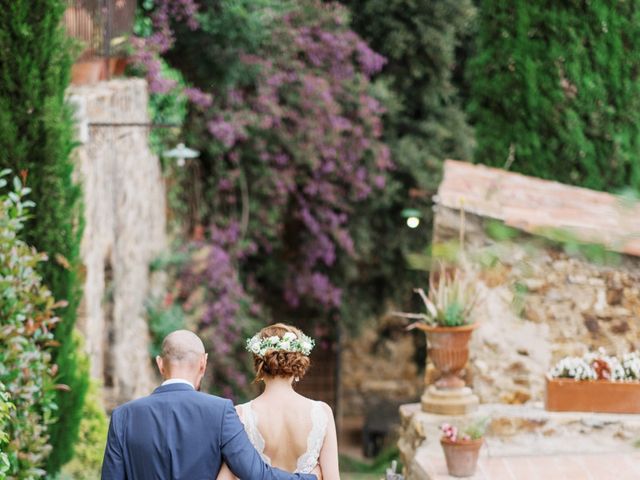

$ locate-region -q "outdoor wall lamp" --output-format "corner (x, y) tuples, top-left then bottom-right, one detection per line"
(162, 143), (200, 166)
(401, 208), (422, 229)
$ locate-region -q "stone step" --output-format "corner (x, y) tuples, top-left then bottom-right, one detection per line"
(421, 452), (640, 480)
(400, 403), (640, 457)
(399, 403), (640, 480)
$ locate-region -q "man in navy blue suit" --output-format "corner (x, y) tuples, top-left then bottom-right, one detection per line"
(101, 330), (318, 480)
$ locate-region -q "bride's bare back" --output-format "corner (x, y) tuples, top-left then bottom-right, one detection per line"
(240, 391), (329, 472)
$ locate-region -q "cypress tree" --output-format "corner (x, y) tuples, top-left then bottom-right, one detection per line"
(468, 0), (640, 191)
(0, 0), (88, 473)
(335, 0), (475, 320)
(343, 0), (475, 183)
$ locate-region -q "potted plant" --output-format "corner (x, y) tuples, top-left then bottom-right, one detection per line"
(395, 262), (479, 389)
(546, 349), (640, 414)
(439, 418), (488, 477)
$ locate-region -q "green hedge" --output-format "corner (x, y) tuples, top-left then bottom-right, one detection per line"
(0, 1), (88, 472)
(468, 0), (640, 191)
(60, 376), (108, 480)
(0, 172), (59, 478)
(0, 382), (13, 479)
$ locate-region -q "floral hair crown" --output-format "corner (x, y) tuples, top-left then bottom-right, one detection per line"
(246, 331), (315, 357)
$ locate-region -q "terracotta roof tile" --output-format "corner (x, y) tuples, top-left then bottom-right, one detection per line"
(435, 160), (640, 257)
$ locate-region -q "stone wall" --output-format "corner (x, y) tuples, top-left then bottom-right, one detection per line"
(434, 206), (640, 404)
(69, 79), (166, 408)
(341, 316), (423, 418)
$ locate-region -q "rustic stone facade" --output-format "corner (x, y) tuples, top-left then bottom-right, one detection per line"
(69, 79), (166, 408)
(398, 161), (640, 478)
(434, 198), (640, 405)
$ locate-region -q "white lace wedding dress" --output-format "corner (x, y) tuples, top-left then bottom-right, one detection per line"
(237, 400), (329, 474)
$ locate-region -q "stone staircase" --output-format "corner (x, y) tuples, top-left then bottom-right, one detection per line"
(398, 403), (640, 479)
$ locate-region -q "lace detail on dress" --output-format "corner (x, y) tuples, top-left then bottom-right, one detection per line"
(239, 400), (327, 474)
(295, 401), (328, 474)
(239, 402), (272, 465)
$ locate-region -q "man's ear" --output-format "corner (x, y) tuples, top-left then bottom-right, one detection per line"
(200, 353), (208, 373)
(156, 356), (164, 375)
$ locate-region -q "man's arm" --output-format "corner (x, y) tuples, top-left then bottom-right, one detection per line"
(220, 400), (316, 480)
(101, 409), (126, 480)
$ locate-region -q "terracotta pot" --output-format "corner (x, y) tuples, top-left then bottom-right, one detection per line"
(108, 57), (129, 77)
(545, 375), (640, 414)
(415, 323), (478, 389)
(440, 437), (483, 477)
(71, 59), (105, 85)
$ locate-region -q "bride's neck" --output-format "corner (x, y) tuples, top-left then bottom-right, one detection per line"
(262, 376), (294, 395)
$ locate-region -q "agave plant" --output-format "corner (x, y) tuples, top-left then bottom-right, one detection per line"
(395, 263), (478, 327)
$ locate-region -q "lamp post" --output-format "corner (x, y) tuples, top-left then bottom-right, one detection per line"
(162, 143), (202, 237)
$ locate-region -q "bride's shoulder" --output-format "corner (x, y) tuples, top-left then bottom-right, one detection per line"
(234, 401), (251, 421)
(313, 399), (332, 413)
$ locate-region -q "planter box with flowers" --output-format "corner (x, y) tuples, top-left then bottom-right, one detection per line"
(546, 350), (640, 414)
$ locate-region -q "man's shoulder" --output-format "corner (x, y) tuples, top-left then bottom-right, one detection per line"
(113, 390), (231, 415)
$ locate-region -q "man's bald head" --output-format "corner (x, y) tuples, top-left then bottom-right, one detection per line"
(160, 330), (205, 365)
(156, 330), (208, 389)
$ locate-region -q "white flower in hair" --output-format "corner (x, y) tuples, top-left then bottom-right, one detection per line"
(248, 337), (261, 354)
(300, 339), (314, 355)
(283, 332), (297, 342)
(245, 330), (315, 357)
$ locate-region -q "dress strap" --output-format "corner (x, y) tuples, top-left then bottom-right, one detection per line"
(242, 402), (271, 465)
(295, 401), (328, 473)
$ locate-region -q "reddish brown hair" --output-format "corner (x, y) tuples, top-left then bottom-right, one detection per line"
(253, 323), (311, 382)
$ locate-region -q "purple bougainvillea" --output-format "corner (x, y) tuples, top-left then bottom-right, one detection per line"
(140, 0), (390, 398)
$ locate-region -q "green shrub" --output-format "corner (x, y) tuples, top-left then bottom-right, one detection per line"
(0, 382), (13, 479)
(0, 171), (59, 478)
(60, 377), (108, 480)
(0, 1), (88, 473)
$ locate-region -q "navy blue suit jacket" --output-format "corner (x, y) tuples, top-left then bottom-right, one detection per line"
(101, 383), (317, 480)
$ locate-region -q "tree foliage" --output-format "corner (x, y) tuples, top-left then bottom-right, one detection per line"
(0, 382), (12, 479)
(60, 376), (108, 480)
(0, 173), (59, 479)
(468, 0), (640, 191)
(138, 0), (392, 396)
(0, 1), (88, 472)
(343, 0), (475, 180)
(337, 0), (476, 320)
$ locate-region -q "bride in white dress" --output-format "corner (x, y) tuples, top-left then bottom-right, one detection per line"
(216, 323), (340, 480)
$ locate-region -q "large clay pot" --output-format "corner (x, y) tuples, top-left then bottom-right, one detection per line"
(71, 59), (105, 85)
(108, 57), (129, 77)
(440, 437), (483, 477)
(415, 323), (478, 389)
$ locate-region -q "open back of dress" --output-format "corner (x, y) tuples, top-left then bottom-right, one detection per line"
(238, 400), (328, 474)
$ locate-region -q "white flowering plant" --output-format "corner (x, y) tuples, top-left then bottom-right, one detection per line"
(549, 349), (640, 382)
(246, 331), (315, 357)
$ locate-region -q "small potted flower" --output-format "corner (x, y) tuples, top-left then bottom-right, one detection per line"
(546, 349), (640, 414)
(439, 417), (488, 477)
(394, 262), (479, 390)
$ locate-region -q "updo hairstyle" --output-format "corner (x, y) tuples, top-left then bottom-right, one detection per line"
(253, 323), (311, 382)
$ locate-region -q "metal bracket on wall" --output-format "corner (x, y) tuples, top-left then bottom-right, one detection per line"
(87, 123), (180, 128)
